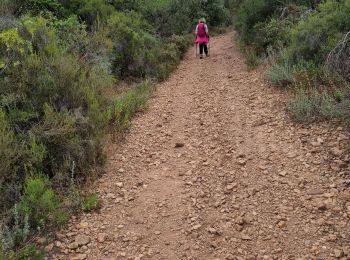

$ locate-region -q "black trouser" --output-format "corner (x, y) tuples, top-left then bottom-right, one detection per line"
(199, 43), (208, 55)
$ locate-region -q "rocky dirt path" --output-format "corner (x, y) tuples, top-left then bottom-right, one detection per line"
(51, 33), (350, 260)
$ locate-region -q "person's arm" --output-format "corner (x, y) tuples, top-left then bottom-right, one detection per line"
(205, 24), (209, 35)
(195, 24), (199, 35)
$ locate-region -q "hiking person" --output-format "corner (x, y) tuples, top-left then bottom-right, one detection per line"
(195, 18), (209, 59)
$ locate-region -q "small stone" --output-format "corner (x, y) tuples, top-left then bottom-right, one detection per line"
(134, 255), (144, 260)
(310, 141), (321, 147)
(241, 234), (252, 240)
(44, 243), (54, 252)
(192, 224), (202, 230)
(37, 237), (47, 245)
(330, 147), (343, 157)
(97, 233), (108, 243)
(259, 165), (267, 170)
(71, 254), (87, 260)
(236, 217), (245, 225)
(236, 224), (244, 232)
(175, 142), (185, 148)
(278, 171), (287, 177)
(116, 182), (123, 188)
(307, 188), (323, 195)
(277, 221), (286, 228)
(79, 222), (89, 229)
(237, 159), (247, 166)
(75, 235), (90, 246)
(69, 242), (79, 250)
(55, 241), (62, 248)
(226, 183), (237, 191)
(207, 227), (217, 234)
(154, 231), (161, 235)
(106, 193), (116, 199)
(317, 202), (328, 211)
(118, 168), (125, 173)
(317, 137), (324, 143)
(334, 249), (343, 258)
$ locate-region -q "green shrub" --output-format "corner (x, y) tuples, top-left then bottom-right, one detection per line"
(235, 0), (279, 44)
(1, 243), (44, 260)
(288, 89), (340, 122)
(82, 193), (100, 212)
(266, 59), (294, 86)
(108, 11), (158, 78)
(0, 110), (23, 212)
(0, 205), (30, 253)
(166, 34), (192, 58)
(0, 27), (32, 71)
(78, 0), (115, 30)
(13, 244), (44, 260)
(8, 0), (65, 17)
(19, 175), (59, 228)
(50, 15), (88, 54)
(109, 81), (153, 130)
(155, 42), (181, 80)
(287, 0), (350, 65)
(241, 46), (260, 69)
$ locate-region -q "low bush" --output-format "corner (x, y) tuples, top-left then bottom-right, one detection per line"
(2, 244), (44, 260)
(0, 109), (23, 212)
(241, 45), (260, 69)
(82, 193), (100, 212)
(19, 175), (60, 228)
(288, 89), (339, 122)
(109, 81), (154, 130)
(0, 205), (30, 254)
(266, 59), (294, 86)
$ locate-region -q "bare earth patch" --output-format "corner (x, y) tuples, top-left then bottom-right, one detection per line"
(51, 33), (350, 260)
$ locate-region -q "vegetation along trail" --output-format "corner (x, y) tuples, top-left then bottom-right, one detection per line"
(53, 33), (350, 259)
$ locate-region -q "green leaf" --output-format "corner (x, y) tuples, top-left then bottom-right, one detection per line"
(0, 59), (5, 69)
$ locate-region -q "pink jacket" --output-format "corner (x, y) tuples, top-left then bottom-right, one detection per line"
(195, 23), (209, 44)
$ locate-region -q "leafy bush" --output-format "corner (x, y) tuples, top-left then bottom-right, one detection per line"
(0, 110), (23, 212)
(5, 0), (65, 17)
(82, 193), (100, 212)
(235, 0), (280, 43)
(78, 0), (115, 30)
(19, 175), (60, 228)
(287, 0), (350, 65)
(166, 34), (192, 58)
(107, 11), (157, 78)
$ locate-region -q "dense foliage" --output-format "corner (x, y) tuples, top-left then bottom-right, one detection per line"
(0, 0), (232, 256)
(234, 0), (350, 122)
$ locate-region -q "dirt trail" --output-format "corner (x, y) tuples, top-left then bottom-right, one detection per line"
(52, 33), (350, 260)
